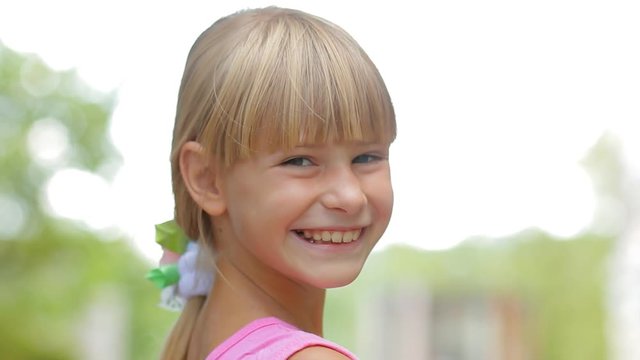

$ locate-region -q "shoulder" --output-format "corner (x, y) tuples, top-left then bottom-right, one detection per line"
(289, 345), (354, 360)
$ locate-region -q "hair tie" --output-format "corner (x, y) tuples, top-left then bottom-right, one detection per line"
(145, 220), (214, 311)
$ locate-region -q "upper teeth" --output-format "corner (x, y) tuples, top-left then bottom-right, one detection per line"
(299, 229), (361, 243)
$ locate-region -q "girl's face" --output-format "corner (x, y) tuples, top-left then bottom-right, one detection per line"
(215, 140), (393, 289)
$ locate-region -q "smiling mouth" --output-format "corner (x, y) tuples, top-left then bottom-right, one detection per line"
(294, 229), (362, 244)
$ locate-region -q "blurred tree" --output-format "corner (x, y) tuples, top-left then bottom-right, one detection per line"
(0, 43), (176, 359)
(582, 133), (640, 360)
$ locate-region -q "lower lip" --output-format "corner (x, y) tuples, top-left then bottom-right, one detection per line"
(292, 230), (366, 253)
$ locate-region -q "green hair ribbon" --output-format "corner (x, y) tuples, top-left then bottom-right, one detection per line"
(145, 220), (190, 289)
(155, 220), (189, 254)
(146, 264), (180, 289)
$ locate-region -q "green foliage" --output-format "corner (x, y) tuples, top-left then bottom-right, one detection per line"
(0, 43), (177, 359)
(326, 230), (612, 360)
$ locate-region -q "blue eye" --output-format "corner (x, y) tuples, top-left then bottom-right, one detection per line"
(353, 154), (381, 164)
(282, 157), (314, 167)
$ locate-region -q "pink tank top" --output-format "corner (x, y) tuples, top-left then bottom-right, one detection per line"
(205, 317), (358, 359)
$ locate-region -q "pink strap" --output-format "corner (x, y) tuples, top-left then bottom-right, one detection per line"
(206, 317), (357, 359)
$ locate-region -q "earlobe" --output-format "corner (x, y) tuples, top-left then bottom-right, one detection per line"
(179, 141), (226, 216)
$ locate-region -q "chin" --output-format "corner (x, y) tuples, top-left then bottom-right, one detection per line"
(306, 268), (364, 289)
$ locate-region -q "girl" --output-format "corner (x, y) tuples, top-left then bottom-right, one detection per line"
(156, 6), (396, 359)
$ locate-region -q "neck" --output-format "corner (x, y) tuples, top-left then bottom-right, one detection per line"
(220, 255), (327, 332)
(189, 256), (327, 358)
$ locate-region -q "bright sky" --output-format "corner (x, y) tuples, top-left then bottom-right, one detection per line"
(2, 0), (638, 260)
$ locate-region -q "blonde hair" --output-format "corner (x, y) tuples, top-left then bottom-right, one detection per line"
(163, 7), (396, 359)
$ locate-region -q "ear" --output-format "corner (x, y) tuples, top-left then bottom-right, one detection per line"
(179, 141), (226, 217)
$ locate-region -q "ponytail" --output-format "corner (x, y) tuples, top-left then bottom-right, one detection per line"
(159, 296), (206, 360)
(159, 239), (215, 359)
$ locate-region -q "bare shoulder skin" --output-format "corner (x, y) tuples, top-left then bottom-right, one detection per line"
(289, 346), (353, 360)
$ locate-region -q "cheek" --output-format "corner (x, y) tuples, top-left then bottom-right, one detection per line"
(367, 175), (394, 221)
(380, 188), (394, 222)
(226, 182), (293, 233)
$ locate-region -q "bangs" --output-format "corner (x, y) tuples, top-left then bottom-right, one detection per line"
(199, 9), (396, 165)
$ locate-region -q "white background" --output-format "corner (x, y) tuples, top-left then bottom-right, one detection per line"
(2, 0), (638, 260)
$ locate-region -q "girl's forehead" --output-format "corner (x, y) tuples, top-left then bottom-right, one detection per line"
(260, 133), (387, 149)
(256, 139), (390, 155)
(293, 139), (389, 148)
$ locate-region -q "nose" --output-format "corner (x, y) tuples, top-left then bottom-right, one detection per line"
(320, 165), (367, 214)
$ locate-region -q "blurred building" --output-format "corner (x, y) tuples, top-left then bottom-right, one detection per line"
(355, 285), (531, 360)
